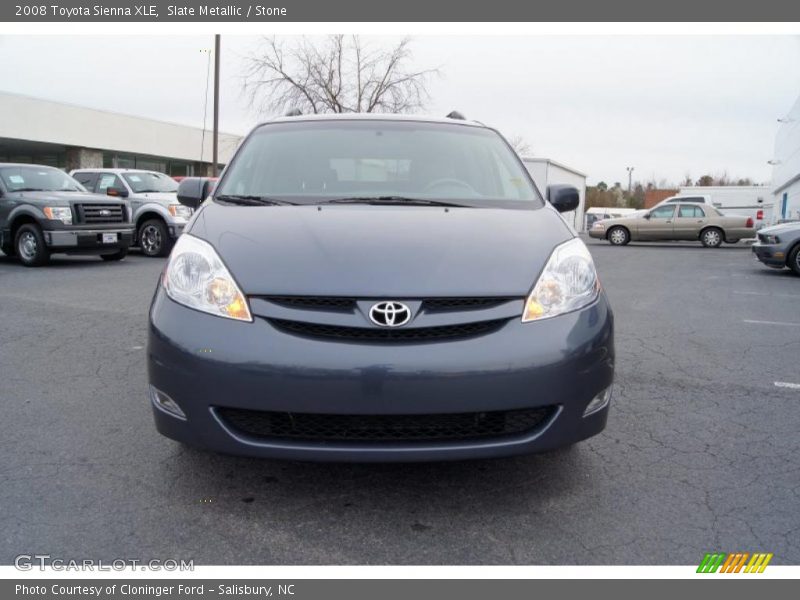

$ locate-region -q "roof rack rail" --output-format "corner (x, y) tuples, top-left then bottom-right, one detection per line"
(285, 108), (303, 117)
(446, 111), (466, 120)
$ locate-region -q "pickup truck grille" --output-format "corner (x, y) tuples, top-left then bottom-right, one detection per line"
(75, 203), (126, 224)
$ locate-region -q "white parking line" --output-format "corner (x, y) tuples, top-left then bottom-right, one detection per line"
(775, 382), (800, 390)
(743, 319), (800, 327)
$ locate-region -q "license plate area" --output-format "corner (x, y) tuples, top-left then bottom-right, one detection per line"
(101, 233), (118, 244)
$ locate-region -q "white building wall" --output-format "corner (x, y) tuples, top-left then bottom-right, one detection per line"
(0, 91), (242, 164)
(771, 95), (800, 222)
(522, 158), (587, 231)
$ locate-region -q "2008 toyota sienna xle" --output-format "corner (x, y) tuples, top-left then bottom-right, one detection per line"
(147, 113), (615, 462)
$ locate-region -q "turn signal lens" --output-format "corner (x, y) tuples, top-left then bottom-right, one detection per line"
(163, 234), (252, 322)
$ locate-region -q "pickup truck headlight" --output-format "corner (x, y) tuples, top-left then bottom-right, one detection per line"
(522, 237), (599, 322)
(43, 206), (73, 225)
(168, 204), (193, 221)
(162, 234), (252, 322)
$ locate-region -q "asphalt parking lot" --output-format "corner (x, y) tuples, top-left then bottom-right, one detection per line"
(1, 238), (798, 565)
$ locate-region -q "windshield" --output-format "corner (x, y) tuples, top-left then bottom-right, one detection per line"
(216, 120), (543, 207)
(122, 171), (178, 194)
(0, 166), (85, 193)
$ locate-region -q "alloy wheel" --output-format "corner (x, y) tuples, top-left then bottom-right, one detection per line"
(141, 224), (162, 255)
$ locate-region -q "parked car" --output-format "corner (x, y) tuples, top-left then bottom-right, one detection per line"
(0, 163), (133, 266)
(654, 191), (769, 229)
(70, 168), (192, 257)
(146, 113), (615, 462)
(588, 202), (755, 247)
(751, 221), (800, 276)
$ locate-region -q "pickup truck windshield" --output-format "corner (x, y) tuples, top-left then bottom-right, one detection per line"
(122, 172), (178, 194)
(216, 120), (543, 208)
(0, 166), (84, 193)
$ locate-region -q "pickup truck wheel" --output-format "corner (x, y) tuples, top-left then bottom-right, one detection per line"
(789, 245), (800, 276)
(138, 219), (171, 257)
(607, 226), (630, 246)
(101, 248), (129, 262)
(15, 223), (50, 267)
(700, 227), (723, 248)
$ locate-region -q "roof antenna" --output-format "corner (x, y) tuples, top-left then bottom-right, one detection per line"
(446, 111), (466, 120)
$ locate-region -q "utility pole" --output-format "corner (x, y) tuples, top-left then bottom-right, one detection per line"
(212, 34), (220, 177)
(626, 166), (634, 195)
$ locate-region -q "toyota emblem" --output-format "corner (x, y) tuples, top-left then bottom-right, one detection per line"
(369, 301), (411, 327)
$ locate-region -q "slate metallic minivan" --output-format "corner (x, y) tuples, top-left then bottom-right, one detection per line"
(147, 113), (614, 462)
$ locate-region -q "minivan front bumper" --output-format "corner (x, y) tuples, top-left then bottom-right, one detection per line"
(147, 288), (615, 462)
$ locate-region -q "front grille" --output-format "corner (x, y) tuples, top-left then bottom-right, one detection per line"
(260, 296), (515, 313)
(217, 406), (554, 443)
(422, 297), (515, 312)
(269, 317), (508, 343)
(76, 203), (126, 224)
(268, 296), (356, 311)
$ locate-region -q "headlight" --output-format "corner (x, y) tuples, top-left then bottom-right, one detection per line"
(522, 237), (599, 322)
(43, 206), (72, 225)
(162, 234), (252, 322)
(168, 204), (193, 221)
(762, 234), (780, 244)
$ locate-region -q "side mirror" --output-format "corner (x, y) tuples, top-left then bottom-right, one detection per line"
(643, 213), (651, 220)
(177, 177), (216, 209)
(546, 184), (580, 213)
(106, 187), (129, 198)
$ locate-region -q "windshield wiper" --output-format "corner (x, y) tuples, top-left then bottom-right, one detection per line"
(321, 196), (471, 208)
(215, 194), (297, 206)
(12, 187), (46, 192)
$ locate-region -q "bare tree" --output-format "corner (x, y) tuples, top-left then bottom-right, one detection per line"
(507, 135), (532, 156)
(242, 35), (438, 116)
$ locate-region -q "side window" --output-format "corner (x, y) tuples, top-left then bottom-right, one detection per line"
(73, 172), (98, 192)
(695, 206), (706, 217)
(679, 205), (697, 218)
(651, 205), (675, 219)
(96, 173), (123, 194)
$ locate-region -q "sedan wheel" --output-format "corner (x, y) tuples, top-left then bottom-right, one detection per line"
(608, 227), (630, 246)
(789, 245), (800, 276)
(701, 228), (723, 248)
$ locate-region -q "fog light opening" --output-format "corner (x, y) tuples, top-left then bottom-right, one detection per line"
(583, 385), (612, 417)
(149, 385), (187, 420)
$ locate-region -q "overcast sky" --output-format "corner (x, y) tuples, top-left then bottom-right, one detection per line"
(1, 35), (798, 185)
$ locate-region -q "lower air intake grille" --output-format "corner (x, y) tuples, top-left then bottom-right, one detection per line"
(216, 407), (554, 443)
(268, 318), (508, 342)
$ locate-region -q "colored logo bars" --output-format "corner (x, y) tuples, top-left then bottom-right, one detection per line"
(697, 552), (773, 573)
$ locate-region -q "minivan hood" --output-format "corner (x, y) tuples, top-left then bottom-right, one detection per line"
(188, 203), (573, 297)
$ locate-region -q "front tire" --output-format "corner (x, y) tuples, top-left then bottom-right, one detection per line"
(607, 226), (630, 246)
(101, 248), (129, 262)
(700, 227), (723, 248)
(138, 219), (171, 257)
(788, 245), (800, 276)
(15, 223), (50, 267)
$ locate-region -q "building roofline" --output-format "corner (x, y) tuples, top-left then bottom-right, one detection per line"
(520, 156), (587, 178)
(0, 89), (242, 138)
